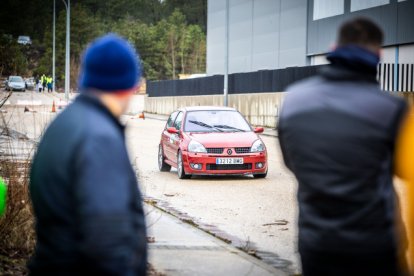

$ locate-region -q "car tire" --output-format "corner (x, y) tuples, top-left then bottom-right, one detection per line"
(177, 150), (191, 179)
(158, 145), (171, 172)
(253, 170), (267, 179)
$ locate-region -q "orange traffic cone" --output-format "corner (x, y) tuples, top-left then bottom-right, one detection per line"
(138, 112), (145, 119)
(51, 100), (56, 113)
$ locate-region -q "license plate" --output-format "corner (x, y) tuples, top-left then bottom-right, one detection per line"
(216, 158), (244, 165)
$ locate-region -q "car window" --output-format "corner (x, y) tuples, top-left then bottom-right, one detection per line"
(173, 112), (184, 131)
(184, 110), (252, 132)
(166, 111), (178, 128)
(10, 76), (23, 82)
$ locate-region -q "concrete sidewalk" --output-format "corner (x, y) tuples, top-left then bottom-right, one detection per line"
(142, 112), (278, 137)
(146, 204), (286, 276)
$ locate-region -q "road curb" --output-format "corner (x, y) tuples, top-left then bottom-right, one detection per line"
(145, 203), (287, 276)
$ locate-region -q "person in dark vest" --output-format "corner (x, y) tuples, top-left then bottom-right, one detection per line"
(278, 18), (408, 276)
(29, 34), (147, 275)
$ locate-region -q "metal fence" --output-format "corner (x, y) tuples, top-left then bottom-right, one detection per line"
(147, 65), (325, 97)
(147, 64), (414, 97)
(378, 63), (414, 92)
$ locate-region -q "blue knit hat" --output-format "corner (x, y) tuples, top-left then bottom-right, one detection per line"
(79, 34), (141, 92)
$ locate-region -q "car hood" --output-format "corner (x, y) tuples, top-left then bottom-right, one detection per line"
(187, 131), (260, 148)
(10, 81), (25, 86)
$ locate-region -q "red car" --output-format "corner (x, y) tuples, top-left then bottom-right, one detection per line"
(158, 106), (268, 179)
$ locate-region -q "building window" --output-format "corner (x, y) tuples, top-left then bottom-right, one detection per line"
(351, 0), (390, 12)
(313, 0), (344, 20)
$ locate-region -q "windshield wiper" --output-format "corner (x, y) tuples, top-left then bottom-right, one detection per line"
(213, 124), (246, 132)
(189, 120), (223, 132)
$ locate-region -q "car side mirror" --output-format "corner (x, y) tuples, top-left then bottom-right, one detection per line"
(167, 127), (179, 134)
(254, 127), (264, 134)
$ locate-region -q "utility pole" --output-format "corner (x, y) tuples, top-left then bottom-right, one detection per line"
(52, 0), (56, 93)
(62, 0), (70, 101)
(223, 0), (229, 106)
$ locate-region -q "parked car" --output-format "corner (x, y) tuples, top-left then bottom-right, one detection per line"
(5, 76), (26, 92)
(17, 36), (32, 45)
(25, 77), (35, 90)
(158, 106), (268, 179)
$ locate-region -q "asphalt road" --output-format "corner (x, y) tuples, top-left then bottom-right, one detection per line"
(125, 116), (300, 274)
(2, 91), (409, 274)
(1, 91), (301, 273)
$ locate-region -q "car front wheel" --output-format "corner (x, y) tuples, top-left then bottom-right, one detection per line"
(177, 150), (191, 179)
(158, 145), (171, 172)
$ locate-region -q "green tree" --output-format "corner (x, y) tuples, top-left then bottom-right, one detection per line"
(37, 4), (104, 88)
(163, 0), (207, 32)
(165, 10), (186, 79)
(0, 0), (207, 83)
(0, 35), (28, 76)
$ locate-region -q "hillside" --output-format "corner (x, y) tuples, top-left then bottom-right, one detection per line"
(0, 0), (207, 87)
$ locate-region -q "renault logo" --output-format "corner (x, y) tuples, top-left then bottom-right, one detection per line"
(227, 149), (232, 155)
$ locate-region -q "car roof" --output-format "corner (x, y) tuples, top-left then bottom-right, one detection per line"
(178, 106), (236, 112)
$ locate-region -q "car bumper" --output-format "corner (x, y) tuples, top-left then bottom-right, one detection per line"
(10, 87), (25, 91)
(183, 151), (267, 175)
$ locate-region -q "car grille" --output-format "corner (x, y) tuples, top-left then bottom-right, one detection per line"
(234, 147), (251, 154)
(206, 163), (252, 170)
(206, 148), (224, 154)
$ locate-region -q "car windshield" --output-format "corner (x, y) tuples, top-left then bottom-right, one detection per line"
(10, 76), (23, 82)
(184, 110), (252, 133)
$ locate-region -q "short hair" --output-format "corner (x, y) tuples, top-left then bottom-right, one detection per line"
(337, 17), (383, 47)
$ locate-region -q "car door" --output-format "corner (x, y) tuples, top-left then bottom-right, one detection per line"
(169, 111), (184, 163)
(162, 111), (178, 161)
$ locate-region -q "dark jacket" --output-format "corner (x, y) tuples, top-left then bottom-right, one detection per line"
(29, 94), (147, 275)
(279, 57), (407, 255)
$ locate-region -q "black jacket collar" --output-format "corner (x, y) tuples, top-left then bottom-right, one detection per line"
(319, 64), (378, 84)
(76, 93), (125, 133)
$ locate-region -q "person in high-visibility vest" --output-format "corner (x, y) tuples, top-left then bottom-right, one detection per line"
(47, 77), (53, 93)
(395, 107), (414, 274)
(41, 74), (47, 92)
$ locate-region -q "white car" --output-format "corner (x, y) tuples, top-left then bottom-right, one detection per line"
(17, 36), (32, 45)
(6, 76), (26, 92)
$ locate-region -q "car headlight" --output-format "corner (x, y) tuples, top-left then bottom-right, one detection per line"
(251, 139), (265, 152)
(188, 140), (207, 153)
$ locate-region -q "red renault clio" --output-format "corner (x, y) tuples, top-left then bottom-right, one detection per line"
(158, 106), (268, 179)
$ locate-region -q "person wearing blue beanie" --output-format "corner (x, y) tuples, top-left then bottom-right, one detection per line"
(29, 34), (147, 275)
(79, 33), (141, 92)
(78, 33), (142, 118)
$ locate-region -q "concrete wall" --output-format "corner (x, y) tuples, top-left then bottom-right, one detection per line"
(144, 92), (414, 128)
(144, 93), (286, 128)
